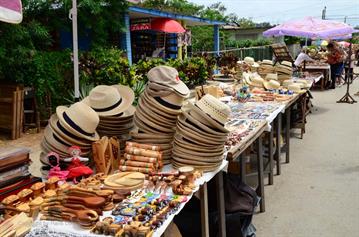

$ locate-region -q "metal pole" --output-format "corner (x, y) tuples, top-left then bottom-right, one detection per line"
(70, 0), (80, 100)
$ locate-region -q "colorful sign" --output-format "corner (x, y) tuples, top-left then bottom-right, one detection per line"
(130, 18), (151, 31)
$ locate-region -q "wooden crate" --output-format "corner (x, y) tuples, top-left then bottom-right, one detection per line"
(0, 84), (24, 139)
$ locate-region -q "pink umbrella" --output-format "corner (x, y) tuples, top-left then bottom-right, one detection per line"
(151, 18), (186, 33)
(0, 0), (22, 24)
(263, 17), (355, 39)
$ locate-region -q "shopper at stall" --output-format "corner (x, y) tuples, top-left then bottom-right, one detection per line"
(326, 41), (346, 89)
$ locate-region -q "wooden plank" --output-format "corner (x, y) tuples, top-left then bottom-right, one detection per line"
(11, 91), (16, 140)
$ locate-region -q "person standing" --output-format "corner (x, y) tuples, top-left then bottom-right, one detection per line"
(326, 41), (346, 89)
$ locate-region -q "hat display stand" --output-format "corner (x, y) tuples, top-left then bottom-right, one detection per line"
(337, 43), (357, 104)
(172, 95), (230, 171)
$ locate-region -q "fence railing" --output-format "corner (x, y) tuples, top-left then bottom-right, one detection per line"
(194, 45), (273, 61)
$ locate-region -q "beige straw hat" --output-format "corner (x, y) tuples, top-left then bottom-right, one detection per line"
(263, 80), (281, 90)
(83, 85), (134, 117)
(288, 84), (306, 94)
(56, 102), (100, 141)
(147, 65), (190, 97)
(195, 94), (231, 125)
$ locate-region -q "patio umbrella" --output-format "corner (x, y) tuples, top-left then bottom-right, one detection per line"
(263, 17), (356, 39)
(151, 18), (186, 34)
(0, 0), (22, 24)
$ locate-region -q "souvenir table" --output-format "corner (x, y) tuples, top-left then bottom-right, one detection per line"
(27, 161), (228, 237)
(303, 62), (331, 90)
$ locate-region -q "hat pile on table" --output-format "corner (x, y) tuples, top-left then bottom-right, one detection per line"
(243, 57), (260, 72)
(258, 60), (275, 77)
(243, 72), (264, 88)
(275, 61), (293, 83)
(131, 66), (190, 164)
(40, 102), (100, 167)
(172, 94), (231, 172)
(263, 73), (281, 90)
(83, 85), (135, 141)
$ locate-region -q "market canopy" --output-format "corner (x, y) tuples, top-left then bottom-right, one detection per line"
(0, 0), (22, 24)
(263, 17), (356, 39)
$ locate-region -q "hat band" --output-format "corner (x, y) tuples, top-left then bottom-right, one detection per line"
(63, 112), (95, 137)
(92, 98), (122, 112)
(53, 133), (71, 147)
(57, 121), (86, 141)
(154, 97), (181, 110)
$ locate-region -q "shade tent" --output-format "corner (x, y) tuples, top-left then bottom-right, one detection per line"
(0, 0), (22, 24)
(263, 17), (356, 39)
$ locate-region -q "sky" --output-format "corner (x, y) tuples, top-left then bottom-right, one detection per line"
(189, 0), (359, 26)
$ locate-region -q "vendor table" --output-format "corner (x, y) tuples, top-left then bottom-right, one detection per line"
(303, 64), (330, 90)
(29, 161), (228, 237)
(227, 120), (267, 212)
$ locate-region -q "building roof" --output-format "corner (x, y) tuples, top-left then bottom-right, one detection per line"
(128, 6), (226, 26)
(222, 25), (272, 31)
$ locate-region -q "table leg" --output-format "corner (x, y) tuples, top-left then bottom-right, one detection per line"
(275, 113), (282, 175)
(268, 127), (274, 185)
(285, 107), (291, 163)
(240, 154), (246, 183)
(200, 183), (209, 237)
(216, 172), (226, 237)
(257, 135), (265, 212)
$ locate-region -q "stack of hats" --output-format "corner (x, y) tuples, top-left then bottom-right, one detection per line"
(83, 85), (135, 141)
(131, 66), (190, 164)
(282, 80), (308, 94)
(275, 61), (293, 83)
(243, 57), (259, 72)
(263, 73), (281, 90)
(172, 94), (231, 172)
(258, 60), (275, 77)
(40, 102), (100, 166)
(243, 72), (264, 88)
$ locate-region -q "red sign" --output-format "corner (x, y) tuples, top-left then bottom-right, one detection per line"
(130, 23), (151, 31)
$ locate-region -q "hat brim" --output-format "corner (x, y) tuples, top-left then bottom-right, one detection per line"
(176, 120), (227, 143)
(142, 91), (182, 116)
(98, 105), (135, 121)
(82, 85), (135, 117)
(56, 106), (100, 141)
(187, 103), (229, 133)
(133, 112), (175, 134)
(263, 81), (280, 90)
(130, 130), (173, 140)
(49, 114), (93, 147)
(136, 101), (176, 128)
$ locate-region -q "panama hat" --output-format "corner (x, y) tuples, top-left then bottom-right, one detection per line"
(142, 90), (183, 116)
(56, 102), (100, 141)
(99, 105), (135, 121)
(243, 57), (255, 65)
(181, 109), (227, 136)
(246, 75), (264, 88)
(134, 108), (175, 132)
(177, 115), (226, 141)
(195, 94), (231, 126)
(173, 143), (224, 158)
(282, 80), (294, 87)
(264, 73), (278, 81)
(281, 61), (293, 68)
(133, 114), (175, 134)
(173, 137), (224, 153)
(176, 124), (227, 146)
(261, 60), (273, 65)
(147, 65), (190, 97)
(296, 79), (311, 89)
(288, 84), (306, 94)
(49, 114), (92, 147)
(263, 80), (281, 90)
(130, 130), (173, 140)
(139, 95), (179, 121)
(171, 158), (222, 172)
(83, 85), (134, 117)
(135, 103), (175, 129)
(172, 151), (224, 164)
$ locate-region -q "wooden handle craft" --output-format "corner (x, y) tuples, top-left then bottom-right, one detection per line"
(125, 147), (162, 159)
(119, 159), (157, 169)
(123, 153), (159, 163)
(126, 142), (161, 151)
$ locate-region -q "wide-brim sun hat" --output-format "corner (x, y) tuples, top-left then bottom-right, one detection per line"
(135, 102), (175, 129)
(263, 80), (281, 90)
(99, 105), (135, 121)
(56, 102), (100, 141)
(133, 114), (175, 134)
(83, 85), (135, 117)
(281, 61), (293, 68)
(134, 108), (175, 133)
(265, 73), (278, 81)
(176, 122), (227, 145)
(173, 136), (224, 153)
(142, 89), (183, 116)
(243, 57), (255, 65)
(147, 65), (190, 97)
(261, 59), (273, 65)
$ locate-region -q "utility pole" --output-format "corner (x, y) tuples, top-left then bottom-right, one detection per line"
(322, 6), (326, 19)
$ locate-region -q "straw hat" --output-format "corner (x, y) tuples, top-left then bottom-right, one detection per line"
(176, 122), (227, 145)
(98, 105), (135, 121)
(261, 60), (273, 65)
(83, 85), (134, 117)
(288, 84), (306, 94)
(263, 80), (281, 90)
(296, 79), (311, 89)
(147, 66), (190, 97)
(136, 102), (175, 128)
(173, 137), (224, 153)
(243, 57), (255, 65)
(265, 73), (278, 81)
(142, 89), (182, 116)
(56, 102), (100, 141)
(282, 80), (294, 87)
(281, 61), (292, 68)
(49, 114), (92, 147)
(130, 130), (173, 140)
(195, 94), (231, 125)
(246, 74), (264, 88)
(139, 94), (179, 120)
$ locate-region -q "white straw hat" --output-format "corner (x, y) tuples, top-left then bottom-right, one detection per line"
(195, 94), (231, 125)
